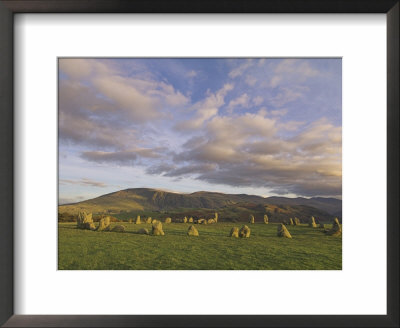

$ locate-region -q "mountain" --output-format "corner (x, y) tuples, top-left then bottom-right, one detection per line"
(264, 196), (342, 216)
(59, 188), (342, 222)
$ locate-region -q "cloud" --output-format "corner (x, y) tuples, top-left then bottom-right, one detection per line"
(91, 75), (188, 122)
(146, 163), (176, 175)
(277, 120), (305, 131)
(91, 76), (161, 122)
(227, 93), (250, 112)
(275, 59), (320, 77)
(81, 150), (138, 164)
(178, 107), (218, 130)
(59, 58), (189, 118)
(270, 108), (288, 116)
(175, 83), (233, 131)
(59, 58), (190, 155)
(164, 163), (217, 177)
(187, 70), (198, 78)
(270, 87), (305, 107)
(59, 58), (341, 198)
(174, 112), (278, 165)
(59, 178), (108, 188)
(182, 136), (206, 149)
(253, 96), (264, 106)
(59, 195), (87, 205)
(269, 59), (321, 87)
(245, 75), (257, 86)
(229, 59), (253, 78)
(81, 147), (166, 165)
(59, 104), (134, 149)
(59, 58), (114, 80)
(207, 113), (277, 141)
(169, 116), (341, 197)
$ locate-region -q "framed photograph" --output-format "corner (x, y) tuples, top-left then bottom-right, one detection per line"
(0, 0), (398, 327)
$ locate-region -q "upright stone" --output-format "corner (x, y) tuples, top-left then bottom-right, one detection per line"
(152, 220), (165, 236)
(187, 225), (199, 236)
(309, 216), (317, 228)
(229, 227), (239, 238)
(325, 218), (342, 237)
(77, 211), (95, 230)
(239, 225), (251, 238)
(249, 214), (255, 224)
(277, 223), (292, 238)
(97, 216), (111, 231)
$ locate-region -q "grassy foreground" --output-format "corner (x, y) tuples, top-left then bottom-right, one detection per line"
(58, 222), (342, 270)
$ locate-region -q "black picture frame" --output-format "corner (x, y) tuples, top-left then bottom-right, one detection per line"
(0, 1), (398, 327)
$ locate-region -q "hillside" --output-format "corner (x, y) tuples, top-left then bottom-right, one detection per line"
(264, 196), (342, 217)
(59, 188), (341, 222)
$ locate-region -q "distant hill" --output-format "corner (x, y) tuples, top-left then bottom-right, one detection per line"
(264, 196), (342, 216)
(59, 188), (341, 222)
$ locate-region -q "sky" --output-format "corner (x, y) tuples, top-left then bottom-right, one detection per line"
(58, 58), (342, 204)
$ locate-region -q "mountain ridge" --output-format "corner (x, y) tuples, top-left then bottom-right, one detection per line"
(59, 187), (341, 218)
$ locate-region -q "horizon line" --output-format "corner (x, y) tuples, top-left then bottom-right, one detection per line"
(58, 186), (342, 206)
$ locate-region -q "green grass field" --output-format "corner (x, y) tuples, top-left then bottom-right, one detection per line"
(58, 222), (342, 270)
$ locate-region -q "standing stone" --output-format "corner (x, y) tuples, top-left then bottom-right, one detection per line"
(135, 215), (141, 224)
(188, 217), (193, 223)
(239, 225), (251, 238)
(309, 216), (317, 228)
(277, 223), (292, 238)
(207, 218), (215, 224)
(229, 227), (239, 238)
(187, 225), (199, 236)
(294, 217), (301, 225)
(145, 217), (152, 224)
(249, 214), (255, 224)
(97, 216), (111, 231)
(165, 217), (172, 224)
(152, 220), (165, 236)
(77, 212), (95, 230)
(325, 218), (342, 237)
(183, 217), (188, 223)
(289, 218), (294, 225)
(214, 212), (218, 223)
(264, 214), (269, 224)
(76, 212), (83, 228)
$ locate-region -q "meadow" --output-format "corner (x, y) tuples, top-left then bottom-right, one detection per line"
(58, 222), (342, 270)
